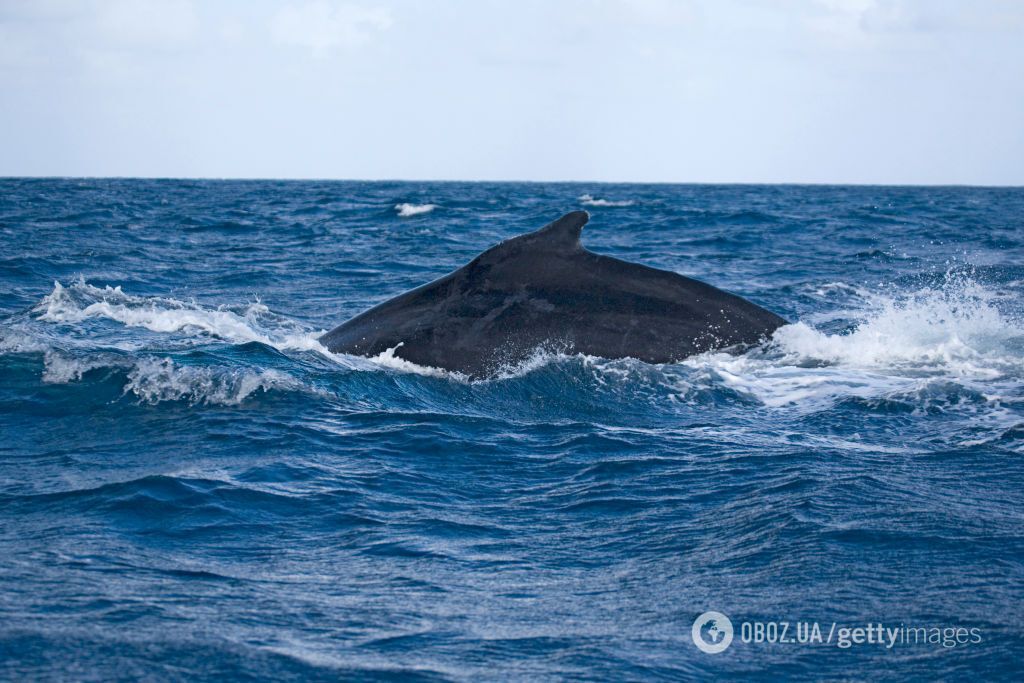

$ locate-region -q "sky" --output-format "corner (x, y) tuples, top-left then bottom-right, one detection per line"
(0, 0), (1022, 184)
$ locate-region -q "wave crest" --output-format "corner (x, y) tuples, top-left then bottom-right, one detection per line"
(367, 344), (465, 379)
(684, 274), (1024, 408)
(579, 193), (634, 207)
(35, 280), (326, 354)
(42, 351), (125, 383)
(125, 357), (301, 405)
(771, 276), (1020, 372)
(39, 350), (308, 405)
(394, 203), (436, 217)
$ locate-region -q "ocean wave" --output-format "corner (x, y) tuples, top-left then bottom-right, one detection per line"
(360, 345), (583, 383)
(771, 275), (1020, 372)
(29, 281), (477, 381)
(125, 357), (302, 405)
(366, 344), (465, 379)
(394, 203), (436, 217)
(578, 193), (634, 207)
(40, 349), (307, 405)
(42, 350), (129, 383)
(35, 280), (327, 354)
(682, 274), (1024, 409)
(28, 280), (516, 381)
(0, 329), (48, 354)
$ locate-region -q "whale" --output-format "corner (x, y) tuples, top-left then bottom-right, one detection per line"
(320, 210), (787, 376)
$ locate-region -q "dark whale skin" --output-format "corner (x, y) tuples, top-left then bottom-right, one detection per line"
(320, 211), (787, 376)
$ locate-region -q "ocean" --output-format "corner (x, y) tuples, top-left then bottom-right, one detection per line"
(1, 179), (1022, 680)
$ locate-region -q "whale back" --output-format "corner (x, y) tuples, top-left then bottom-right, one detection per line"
(319, 211), (786, 375)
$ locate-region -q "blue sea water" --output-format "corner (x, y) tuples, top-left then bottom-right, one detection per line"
(1, 178), (1023, 680)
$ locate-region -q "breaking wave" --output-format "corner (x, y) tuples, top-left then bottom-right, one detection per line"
(367, 343), (465, 380)
(124, 358), (302, 405)
(394, 202), (436, 217)
(683, 273), (1024, 409)
(38, 349), (309, 405)
(579, 193), (635, 207)
(35, 279), (326, 354)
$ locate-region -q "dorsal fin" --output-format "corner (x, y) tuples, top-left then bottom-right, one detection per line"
(474, 211), (591, 266)
(529, 210), (589, 249)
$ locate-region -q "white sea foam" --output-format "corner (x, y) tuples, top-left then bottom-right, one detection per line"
(682, 275), (1024, 409)
(35, 280), (327, 354)
(394, 202), (436, 217)
(578, 193), (635, 208)
(354, 344), (561, 382)
(0, 329), (48, 353)
(367, 343), (466, 379)
(771, 279), (1019, 373)
(490, 347), (564, 381)
(124, 357), (301, 405)
(30, 280), (481, 380)
(39, 349), (310, 405)
(30, 280), (472, 378)
(42, 351), (127, 383)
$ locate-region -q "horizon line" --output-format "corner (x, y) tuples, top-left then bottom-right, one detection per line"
(2, 175), (1023, 189)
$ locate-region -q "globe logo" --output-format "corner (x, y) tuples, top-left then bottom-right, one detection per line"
(691, 611), (734, 654)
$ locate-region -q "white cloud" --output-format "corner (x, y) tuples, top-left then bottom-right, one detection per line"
(270, 1), (392, 56)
